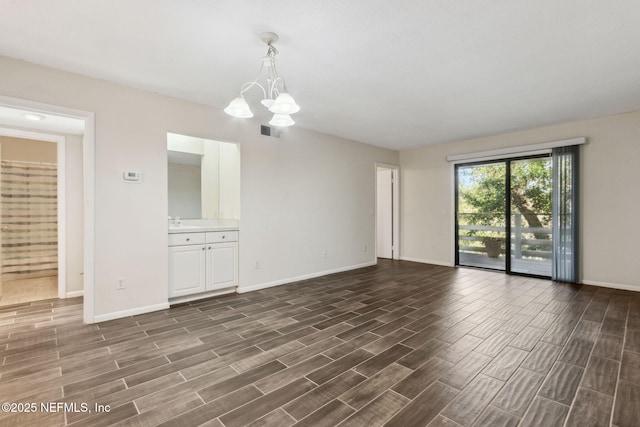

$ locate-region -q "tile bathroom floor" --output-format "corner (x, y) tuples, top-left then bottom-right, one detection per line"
(0, 274), (57, 306)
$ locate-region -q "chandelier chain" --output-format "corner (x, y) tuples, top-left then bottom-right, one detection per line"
(267, 43), (278, 58)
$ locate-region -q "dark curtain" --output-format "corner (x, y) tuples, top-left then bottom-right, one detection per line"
(552, 145), (579, 282)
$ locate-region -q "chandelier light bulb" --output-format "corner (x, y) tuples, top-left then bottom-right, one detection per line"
(224, 97), (254, 118)
(269, 113), (295, 127)
(269, 93), (300, 115)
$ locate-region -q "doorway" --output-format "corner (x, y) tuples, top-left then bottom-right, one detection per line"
(376, 164), (399, 260)
(455, 155), (553, 277)
(0, 97), (93, 323)
(0, 136), (59, 305)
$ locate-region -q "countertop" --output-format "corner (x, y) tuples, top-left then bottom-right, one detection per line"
(168, 219), (239, 234)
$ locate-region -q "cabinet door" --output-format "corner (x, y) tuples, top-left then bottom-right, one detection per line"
(169, 245), (206, 297)
(206, 242), (238, 291)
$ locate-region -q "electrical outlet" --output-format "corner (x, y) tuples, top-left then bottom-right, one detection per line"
(255, 261), (261, 269)
(117, 277), (125, 290)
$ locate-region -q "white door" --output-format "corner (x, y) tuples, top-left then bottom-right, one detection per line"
(168, 245), (206, 297)
(206, 242), (238, 290)
(377, 169), (393, 259)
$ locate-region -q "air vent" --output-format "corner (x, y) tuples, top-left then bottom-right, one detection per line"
(260, 125), (280, 138)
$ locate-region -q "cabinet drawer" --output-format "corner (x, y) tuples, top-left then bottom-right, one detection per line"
(169, 232), (206, 246)
(206, 231), (238, 243)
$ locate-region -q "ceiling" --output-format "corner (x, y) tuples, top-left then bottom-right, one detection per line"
(0, 106), (85, 135)
(1, 1), (639, 150)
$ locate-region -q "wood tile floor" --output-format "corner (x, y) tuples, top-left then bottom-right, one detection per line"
(0, 260), (639, 426)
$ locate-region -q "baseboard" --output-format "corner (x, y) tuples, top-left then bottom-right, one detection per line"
(237, 261), (377, 294)
(169, 288), (235, 305)
(92, 302), (170, 323)
(582, 279), (640, 293)
(399, 256), (455, 268)
(65, 290), (84, 298)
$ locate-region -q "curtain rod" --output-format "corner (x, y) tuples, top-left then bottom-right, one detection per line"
(446, 137), (586, 163)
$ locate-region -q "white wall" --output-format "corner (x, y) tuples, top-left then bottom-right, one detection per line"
(0, 55), (398, 320)
(400, 110), (640, 289)
(218, 142), (240, 220)
(64, 134), (84, 293)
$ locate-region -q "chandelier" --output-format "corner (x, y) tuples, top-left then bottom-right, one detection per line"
(224, 32), (300, 127)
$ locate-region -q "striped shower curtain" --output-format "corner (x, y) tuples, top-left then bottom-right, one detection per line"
(1, 160), (58, 279)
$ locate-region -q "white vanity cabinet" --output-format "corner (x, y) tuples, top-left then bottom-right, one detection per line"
(169, 230), (238, 299)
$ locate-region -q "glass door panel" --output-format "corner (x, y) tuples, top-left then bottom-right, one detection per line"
(509, 157), (552, 276)
(456, 162), (507, 271)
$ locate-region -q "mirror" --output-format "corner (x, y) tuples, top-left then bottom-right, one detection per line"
(167, 133), (240, 220)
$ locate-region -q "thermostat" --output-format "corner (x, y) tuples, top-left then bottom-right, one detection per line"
(122, 171), (143, 183)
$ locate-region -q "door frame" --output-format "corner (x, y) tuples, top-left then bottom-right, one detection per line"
(375, 163), (400, 260)
(0, 127), (67, 298)
(0, 95), (95, 324)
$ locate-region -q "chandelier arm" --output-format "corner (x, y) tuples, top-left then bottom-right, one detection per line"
(240, 81), (267, 99)
(238, 58), (268, 98)
(270, 61), (287, 93)
(269, 77), (285, 98)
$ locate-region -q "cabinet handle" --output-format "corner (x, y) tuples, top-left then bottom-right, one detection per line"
(222, 235), (226, 239)
(202, 247), (205, 250)
(186, 238), (190, 242)
(208, 246), (212, 250)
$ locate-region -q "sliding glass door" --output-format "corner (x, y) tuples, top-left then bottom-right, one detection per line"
(456, 155), (552, 277)
(456, 162), (507, 271)
(509, 157), (552, 276)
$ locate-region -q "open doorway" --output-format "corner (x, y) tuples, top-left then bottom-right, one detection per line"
(376, 163), (400, 260)
(0, 136), (60, 305)
(0, 98), (91, 320)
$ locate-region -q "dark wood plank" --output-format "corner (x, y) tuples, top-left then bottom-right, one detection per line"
(197, 360), (286, 402)
(290, 399), (354, 427)
(337, 390), (408, 427)
(283, 370), (366, 420)
(306, 348), (372, 385)
(245, 409), (295, 427)
(339, 363), (412, 409)
(392, 357), (453, 399)
(491, 368), (545, 417)
(474, 331), (515, 358)
(220, 378), (316, 427)
(353, 344), (412, 377)
(520, 341), (562, 374)
(613, 380), (640, 427)
(592, 333), (623, 361)
(519, 396), (569, 427)
(582, 355), (619, 395)
(254, 354), (332, 394)
(481, 346), (528, 381)
(439, 351), (493, 389)
(158, 385), (263, 427)
(473, 405), (520, 427)
(440, 374), (504, 426)
(384, 381), (459, 427)
(565, 388), (613, 427)
(620, 350), (640, 386)
(538, 362), (584, 405)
